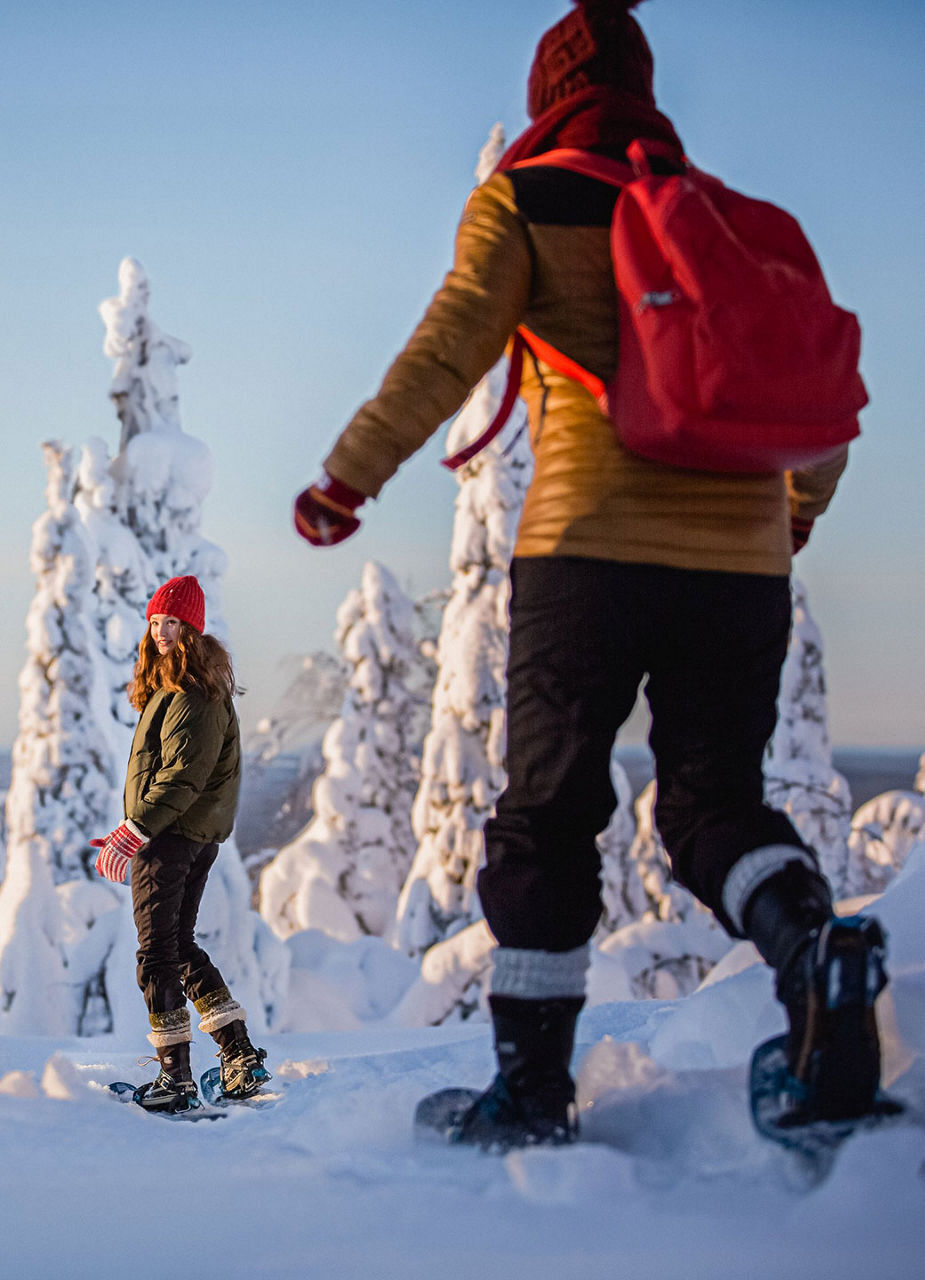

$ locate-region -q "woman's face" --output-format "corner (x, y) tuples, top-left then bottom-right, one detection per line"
(150, 614), (182, 656)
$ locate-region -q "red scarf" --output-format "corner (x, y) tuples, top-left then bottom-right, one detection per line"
(497, 85), (685, 169)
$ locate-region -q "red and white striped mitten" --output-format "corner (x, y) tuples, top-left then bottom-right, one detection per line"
(91, 819), (149, 884)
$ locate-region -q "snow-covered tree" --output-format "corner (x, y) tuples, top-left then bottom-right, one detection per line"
(595, 777), (730, 998)
(0, 258), (285, 1038)
(846, 790), (925, 897)
(4, 444), (118, 885)
(395, 358), (532, 957)
(393, 125), (536, 960)
(100, 255), (190, 449)
(100, 258), (227, 605)
(596, 751), (641, 934)
(763, 577), (854, 895)
(260, 562), (422, 942)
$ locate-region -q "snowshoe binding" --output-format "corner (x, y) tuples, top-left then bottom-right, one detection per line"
(122, 1041), (204, 1116)
(751, 914), (903, 1165)
(133, 1067), (202, 1114)
(201, 1045), (271, 1104)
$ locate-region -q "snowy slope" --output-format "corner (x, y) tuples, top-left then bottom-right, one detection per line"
(2, 855), (924, 1279)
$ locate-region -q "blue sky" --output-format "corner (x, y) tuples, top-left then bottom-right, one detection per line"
(0, 0), (922, 746)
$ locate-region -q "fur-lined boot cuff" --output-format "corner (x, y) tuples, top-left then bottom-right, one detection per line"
(194, 986), (246, 1034)
(146, 1007), (192, 1049)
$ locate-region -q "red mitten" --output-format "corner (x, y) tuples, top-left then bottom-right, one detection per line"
(91, 819), (149, 884)
(791, 516), (814, 555)
(294, 473), (365, 547)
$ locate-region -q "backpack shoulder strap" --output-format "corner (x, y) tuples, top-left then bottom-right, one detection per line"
(441, 143), (669, 473)
(510, 148), (635, 188)
(442, 336), (526, 472)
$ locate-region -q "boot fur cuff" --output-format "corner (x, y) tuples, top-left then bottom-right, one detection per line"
(146, 1007), (191, 1048)
(722, 844), (820, 937)
(195, 991), (246, 1034)
(490, 945), (590, 1000)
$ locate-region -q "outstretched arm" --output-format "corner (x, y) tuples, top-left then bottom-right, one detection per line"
(295, 174), (532, 544)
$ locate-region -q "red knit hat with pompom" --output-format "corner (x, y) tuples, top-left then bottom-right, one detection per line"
(527, 0), (655, 120)
(146, 576), (205, 634)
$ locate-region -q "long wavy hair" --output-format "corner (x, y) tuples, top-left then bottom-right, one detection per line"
(128, 622), (240, 712)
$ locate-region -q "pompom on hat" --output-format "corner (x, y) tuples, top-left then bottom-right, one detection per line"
(527, 0), (655, 120)
(146, 575), (206, 634)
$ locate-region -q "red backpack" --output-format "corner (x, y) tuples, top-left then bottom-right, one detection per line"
(444, 140), (867, 474)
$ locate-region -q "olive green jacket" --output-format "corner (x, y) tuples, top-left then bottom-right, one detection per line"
(124, 688), (241, 843)
(325, 170), (847, 575)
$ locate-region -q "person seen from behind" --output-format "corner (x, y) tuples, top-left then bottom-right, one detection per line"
(294, 0), (887, 1148)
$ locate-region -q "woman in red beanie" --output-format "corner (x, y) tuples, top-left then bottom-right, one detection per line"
(92, 575), (270, 1113)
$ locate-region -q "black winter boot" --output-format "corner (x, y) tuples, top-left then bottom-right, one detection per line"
(454, 997), (582, 1151)
(745, 871), (888, 1122)
(211, 1019), (271, 1099)
(776, 915), (888, 1122)
(743, 866), (833, 982)
(136, 1041), (199, 1113)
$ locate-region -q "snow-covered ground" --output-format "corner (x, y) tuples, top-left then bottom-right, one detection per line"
(3, 852), (923, 1280)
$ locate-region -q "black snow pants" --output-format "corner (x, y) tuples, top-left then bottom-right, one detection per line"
(479, 556), (811, 951)
(131, 831), (227, 1015)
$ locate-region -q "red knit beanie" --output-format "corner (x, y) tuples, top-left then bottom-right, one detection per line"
(145, 576), (206, 634)
(527, 0), (655, 120)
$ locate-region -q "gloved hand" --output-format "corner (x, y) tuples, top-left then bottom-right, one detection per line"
(294, 473), (365, 547)
(791, 516), (814, 555)
(91, 819), (149, 884)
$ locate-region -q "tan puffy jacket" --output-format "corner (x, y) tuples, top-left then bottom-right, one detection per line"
(325, 165), (847, 576)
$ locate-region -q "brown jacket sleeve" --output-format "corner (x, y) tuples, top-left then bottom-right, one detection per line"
(323, 175), (532, 497)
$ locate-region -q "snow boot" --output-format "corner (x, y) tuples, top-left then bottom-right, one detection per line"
(453, 997), (582, 1151)
(211, 1019), (271, 1099)
(745, 868), (888, 1122)
(776, 914), (888, 1123)
(135, 1041), (199, 1113)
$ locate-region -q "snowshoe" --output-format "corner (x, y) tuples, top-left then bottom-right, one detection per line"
(750, 914), (903, 1179)
(415, 1073), (578, 1152)
(414, 1088), (484, 1143)
(201, 1046), (272, 1105)
(109, 1076), (221, 1121)
(749, 1034), (902, 1184)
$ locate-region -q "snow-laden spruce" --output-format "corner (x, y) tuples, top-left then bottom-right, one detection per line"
(763, 576), (854, 894)
(394, 125), (533, 969)
(0, 259), (285, 1037)
(597, 776), (731, 1000)
(596, 754), (731, 1002)
(260, 562), (422, 942)
(847, 788), (925, 896)
(393, 356), (532, 961)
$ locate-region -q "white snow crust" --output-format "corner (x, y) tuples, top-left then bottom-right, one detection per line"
(1, 851), (922, 1280)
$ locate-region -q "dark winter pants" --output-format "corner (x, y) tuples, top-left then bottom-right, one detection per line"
(131, 831), (226, 1015)
(479, 557), (811, 951)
